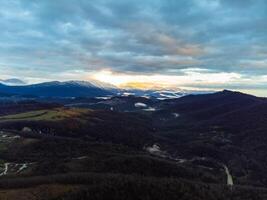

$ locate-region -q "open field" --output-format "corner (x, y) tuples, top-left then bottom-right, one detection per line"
(0, 108), (89, 122)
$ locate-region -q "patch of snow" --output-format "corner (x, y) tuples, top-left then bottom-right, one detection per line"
(95, 96), (112, 100)
(145, 144), (167, 158)
(17, 163), (27, 173)
(141, 96), (150, 99)
(157, 98), (168, 100)
(173, 113), (180, 118)
(176, 159), (187, 163)
(74, 156), (88, 160)
(0, 163), (9, 176)
(146, 144), (161, 154)
(122, 92), (135, 96)
(22, 127), (32, 132)
(134, 102), (147, 108)
(159, 94), (183, 99)
(223, 165), (234, 186)
(143, 107), (156, 112)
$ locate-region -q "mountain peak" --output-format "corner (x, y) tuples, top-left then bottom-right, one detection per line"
(0, 80), (115, 98)
(219, 89), (257, 99)
(222, 89), (233, 93)
(0, 78), (26, 86)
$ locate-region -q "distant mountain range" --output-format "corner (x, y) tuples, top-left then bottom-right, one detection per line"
(0, 79), (213, 99)
(0, 78), (26, 86)
(0, 80), (115, 98)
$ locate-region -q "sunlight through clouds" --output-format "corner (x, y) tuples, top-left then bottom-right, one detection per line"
(92, 69), (242, 89)
(1, 0), (267, 95)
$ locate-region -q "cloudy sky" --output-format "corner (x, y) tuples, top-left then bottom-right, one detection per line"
(1, 0), (267, 95)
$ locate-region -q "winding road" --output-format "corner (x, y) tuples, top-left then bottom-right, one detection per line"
(0, 163), (9, 176)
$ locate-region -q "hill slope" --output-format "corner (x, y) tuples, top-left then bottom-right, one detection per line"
(0, 81), (116, 98)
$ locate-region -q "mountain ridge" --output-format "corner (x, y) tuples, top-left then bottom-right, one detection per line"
(0, 81), (115, 98)
(0, 78), (26, 86)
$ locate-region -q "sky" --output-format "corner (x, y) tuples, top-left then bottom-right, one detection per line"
(1, 0), (267, 96)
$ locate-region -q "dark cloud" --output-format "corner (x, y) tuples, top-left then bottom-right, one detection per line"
(0, 0), (267, 91)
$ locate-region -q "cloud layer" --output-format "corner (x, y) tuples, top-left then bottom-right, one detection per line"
(1, 0), (267, 95)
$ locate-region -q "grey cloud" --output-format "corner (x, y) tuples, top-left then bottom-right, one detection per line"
(0, 0), (267, 89)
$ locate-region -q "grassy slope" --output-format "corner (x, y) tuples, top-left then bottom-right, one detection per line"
(0, 108), (88, 122)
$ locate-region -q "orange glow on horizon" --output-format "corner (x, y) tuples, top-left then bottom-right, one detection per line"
(90, 69), (242, 90)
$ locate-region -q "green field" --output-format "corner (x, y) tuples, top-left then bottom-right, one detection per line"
(0, 108), (89, 122)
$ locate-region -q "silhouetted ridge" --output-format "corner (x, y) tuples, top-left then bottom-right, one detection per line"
(159, 90), (263, 121)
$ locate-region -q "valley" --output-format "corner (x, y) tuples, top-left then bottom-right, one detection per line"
(1, 0), (266, 198)
(0, 88), (266, 199)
